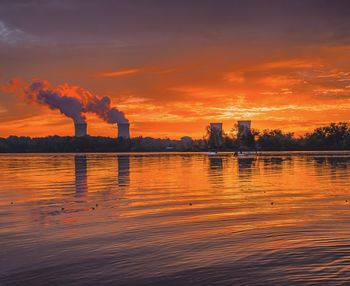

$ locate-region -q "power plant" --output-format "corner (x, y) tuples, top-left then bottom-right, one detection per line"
(75, 122), (87, 137)
(117, 123), (130, 139)
(23, 80), (130, 139)
(210, 123), (223, 137)
(237, 120), (251, 137)
(73, 122), (131, 138)
(209, 123), (223, 148)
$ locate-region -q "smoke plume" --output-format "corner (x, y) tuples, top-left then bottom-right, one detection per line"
(26, 81), (86, 123)
(86, 96), (128, 124)
(24, 80), (128, 124)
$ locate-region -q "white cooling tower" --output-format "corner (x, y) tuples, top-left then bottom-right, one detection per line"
(117, 123), (130, 139)
(74, 123), (87, 137)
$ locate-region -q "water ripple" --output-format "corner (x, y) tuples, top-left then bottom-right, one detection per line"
(1, 153), (350, 285)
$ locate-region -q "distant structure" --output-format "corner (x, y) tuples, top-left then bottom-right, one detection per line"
(181, 136), (193, 143)
(237, 120), (251, 137)
(210, 123), (223, 137)
(237, 120), (254, 149)
(209, 123), (223, 149)
(117, 123), (130, 139)
(181, 136), (193, 150)
(75, 123), (87, 137)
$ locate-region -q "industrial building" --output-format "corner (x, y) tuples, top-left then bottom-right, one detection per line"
(209, 123), (223, 149)
(117, 123), (130, 139)
(210, 123), (223, 137)
(74, 122), (87, 137)
(73, 121), (130, 139)
(237, 120), (251, 137)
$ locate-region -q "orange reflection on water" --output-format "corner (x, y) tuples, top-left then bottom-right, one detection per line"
(2, 153), (350, 284)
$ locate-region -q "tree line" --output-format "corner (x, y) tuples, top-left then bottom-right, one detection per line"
(209, 122), (350, 151)
(1, 122), (350, 152)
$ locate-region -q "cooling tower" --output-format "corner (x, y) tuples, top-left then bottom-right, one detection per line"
(210, 123), (223, 136)
(74, 123), (87, 137)
(117, 123), (130, 139)
(237, 120), (251, 137)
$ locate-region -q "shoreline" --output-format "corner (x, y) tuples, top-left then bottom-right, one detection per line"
(2, 150), (350, 156)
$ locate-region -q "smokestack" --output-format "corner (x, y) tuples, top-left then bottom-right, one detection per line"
(75, 122), (87, 137)
(117, 123), (130, 139)
(17, 80), (129, 133)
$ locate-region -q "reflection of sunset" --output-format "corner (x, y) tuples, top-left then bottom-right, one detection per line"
(3, 154), (350, 227)
(2, 153), (350, 283)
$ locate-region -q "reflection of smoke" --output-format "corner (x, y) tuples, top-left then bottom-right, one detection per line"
(117, 155), (130, 186)
(75, 155), (88, 195)
(24, 80), (128, 124)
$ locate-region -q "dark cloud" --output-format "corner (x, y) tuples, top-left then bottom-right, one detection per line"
(1, 0), (350, 46)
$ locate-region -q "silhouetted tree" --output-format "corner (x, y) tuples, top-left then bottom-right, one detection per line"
(2, 122), (350, 153)
(256, 129), (299, 151)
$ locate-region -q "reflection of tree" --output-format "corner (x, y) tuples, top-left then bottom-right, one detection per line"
(117, 155), (130, 187)
(75, 154), (88, 196)
(311, 156), (350, 183)
(313, 156), (350, 172)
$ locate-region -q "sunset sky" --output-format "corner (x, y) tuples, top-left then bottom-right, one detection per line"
(1, 0), (350, 138)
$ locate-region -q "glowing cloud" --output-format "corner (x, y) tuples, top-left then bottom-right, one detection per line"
(96, 68), (140, 78)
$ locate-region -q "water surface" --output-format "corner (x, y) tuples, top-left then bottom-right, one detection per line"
(1, 153), (350, 285)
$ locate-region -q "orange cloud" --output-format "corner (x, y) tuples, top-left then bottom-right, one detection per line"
(224, 72), (245, 83)
(2, 41), (350, 139)
(257, 59), (323, 70)
(96, 68), (140, 78)
(259, 75), (303, 88)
